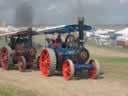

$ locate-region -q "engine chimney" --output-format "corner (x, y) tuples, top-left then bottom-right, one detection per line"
(78, 17), (84, 48)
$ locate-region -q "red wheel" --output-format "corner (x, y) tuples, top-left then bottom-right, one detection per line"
(39, 48), (56, 77)
(18, 56), (26, 72)
(0, 47), (12, 70)
(88, 59), (100, 79)
(62, 59), (75, 80)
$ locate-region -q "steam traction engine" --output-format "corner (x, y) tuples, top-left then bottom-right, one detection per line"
(0, 29), (38, 72)
(39, 17), (102, 80)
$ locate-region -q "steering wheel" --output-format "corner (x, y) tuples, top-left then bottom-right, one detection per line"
(65, 34), (76, 48)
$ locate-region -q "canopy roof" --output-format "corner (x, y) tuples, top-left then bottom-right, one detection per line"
(37, 24), (92, 34)
(0, 24), (92, 37)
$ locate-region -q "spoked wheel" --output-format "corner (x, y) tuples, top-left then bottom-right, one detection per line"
(62, 59), (75, 80)
(0, 47), (12, 70)
(88, 59), (100, 79)
(39, 48), (56, 77)
(17, 56), (26, 72)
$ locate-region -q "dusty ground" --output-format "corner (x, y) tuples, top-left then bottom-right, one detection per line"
(0, 44), (128, 96)
(0, 69), (128, 96)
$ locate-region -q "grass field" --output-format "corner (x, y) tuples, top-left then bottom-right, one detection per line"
(88, 41), (128, 53)
(87, 43), (128, 80)
(0, 86), (16, 96)
(0, 85), (37, 96)
(91, 54), (128, 80)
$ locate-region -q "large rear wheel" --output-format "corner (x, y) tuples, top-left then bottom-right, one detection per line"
(62, 59), (75, 80)
(0, 47), (12, 70)
(39, 48), (56, 77)
(88, 59), (101, 79)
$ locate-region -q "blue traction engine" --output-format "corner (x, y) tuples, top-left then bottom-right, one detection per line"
(39, 17), (101, 80)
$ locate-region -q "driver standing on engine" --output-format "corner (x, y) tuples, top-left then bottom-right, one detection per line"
(53, 34), (62, 48)
(56, 34), (62, 43)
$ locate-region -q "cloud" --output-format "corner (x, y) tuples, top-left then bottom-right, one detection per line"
(0, 0), (128, 25)
(120, 0), (128, 4)
(87, 0), (103, 5)
(47, 4), (56, 11)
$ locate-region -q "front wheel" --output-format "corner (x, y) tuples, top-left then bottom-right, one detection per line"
(62, 59), (75, 80)
(88, 59), (101, 79)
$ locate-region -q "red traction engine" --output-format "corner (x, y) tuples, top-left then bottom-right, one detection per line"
(0, 29), (38, 71)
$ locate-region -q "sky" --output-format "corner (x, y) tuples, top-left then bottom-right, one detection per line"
(0, 0), (128, 26)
